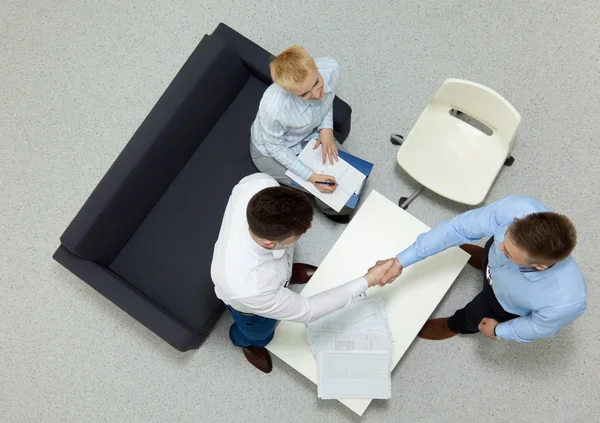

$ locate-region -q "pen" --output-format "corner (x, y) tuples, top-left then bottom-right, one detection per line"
(314, 181), (337, 186)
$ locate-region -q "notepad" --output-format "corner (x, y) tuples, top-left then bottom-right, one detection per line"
(285, 139), (366, 212)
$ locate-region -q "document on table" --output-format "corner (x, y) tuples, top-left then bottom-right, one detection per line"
(307, 296), (393, 339)
(309, 331), (393, 364)
(307, 296), (394, 399)
(285, 139), (366, 212)
(317, 350), (392, 400)
(307, 296), (393, 363)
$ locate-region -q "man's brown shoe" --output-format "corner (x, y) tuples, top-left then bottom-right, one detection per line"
(242, 346), (273, 373)
(418, 318), (458, 340)
(460, 244), (485, 271)
(290, 263), (317, 285)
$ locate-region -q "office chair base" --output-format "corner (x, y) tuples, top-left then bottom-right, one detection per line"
(398, 186), (425, 210)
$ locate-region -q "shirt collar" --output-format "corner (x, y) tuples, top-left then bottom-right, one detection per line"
(244, 226), (271, 255)
(244, 226), (287, 259)
(521, 257), (569, 281)
(293, 95), (310, 114)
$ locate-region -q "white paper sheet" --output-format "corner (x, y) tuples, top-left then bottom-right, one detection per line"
(310, 296), (386, 326)
(307, 297), (393, 339)
(317, 350), (391, 399)
(309, 332), (393, 364)
(285, 139), (365, 212)
(307, 296), (395, 393)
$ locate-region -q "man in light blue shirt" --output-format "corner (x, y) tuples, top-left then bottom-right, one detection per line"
(250, 45), (351, 223)
(378, 195), (587, 342)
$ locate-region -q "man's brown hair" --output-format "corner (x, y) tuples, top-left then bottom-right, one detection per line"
(507, 212), (577, 264)
(247, 186), (314, 241)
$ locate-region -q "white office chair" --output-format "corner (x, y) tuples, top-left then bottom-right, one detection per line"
(391, 78), (521, 209)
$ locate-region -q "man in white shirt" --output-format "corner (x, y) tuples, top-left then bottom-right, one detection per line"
(211, 173), (394, 373)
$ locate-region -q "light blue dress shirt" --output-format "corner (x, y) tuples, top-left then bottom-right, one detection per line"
(250, 57), (340, 181)
(396, 196), (587, 342)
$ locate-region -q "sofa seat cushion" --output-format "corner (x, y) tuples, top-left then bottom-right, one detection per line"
(109, 75), (267, 331)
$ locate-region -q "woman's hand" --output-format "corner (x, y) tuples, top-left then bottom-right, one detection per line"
(313, 128), (338, 165)
(309, 173), (337, 193)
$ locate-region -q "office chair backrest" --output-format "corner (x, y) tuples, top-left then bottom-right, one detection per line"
(433, 78), (522, 149)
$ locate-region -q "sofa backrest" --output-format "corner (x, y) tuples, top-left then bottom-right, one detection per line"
(213, 23), (274, 86)
(60, 34), (250, 265)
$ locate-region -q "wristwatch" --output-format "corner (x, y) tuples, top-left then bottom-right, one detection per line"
(493, 326), (502, 341)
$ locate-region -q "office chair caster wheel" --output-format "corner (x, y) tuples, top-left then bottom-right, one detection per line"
(390, 134), (404, 145)
(504, 156), (515, 166)
(398, 197), (409, 209)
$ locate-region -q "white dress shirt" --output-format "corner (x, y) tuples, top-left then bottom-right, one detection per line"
(211, 173), (368, 324)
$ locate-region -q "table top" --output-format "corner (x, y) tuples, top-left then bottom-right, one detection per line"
(266, 190), (469, 416)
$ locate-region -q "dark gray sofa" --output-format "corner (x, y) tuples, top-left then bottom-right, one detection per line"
(53, 23), (352, 351)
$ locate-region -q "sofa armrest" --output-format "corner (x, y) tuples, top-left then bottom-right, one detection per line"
(213, 22), (352, 143)
(331, 98), (352, 142)
(53, 245), (223, 351)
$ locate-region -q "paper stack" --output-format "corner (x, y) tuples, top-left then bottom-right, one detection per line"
(286, 139), (366, 212)
(306, 296), (393, 400)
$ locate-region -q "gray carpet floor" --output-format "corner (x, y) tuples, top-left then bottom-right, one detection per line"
(1, 1), (599, 422)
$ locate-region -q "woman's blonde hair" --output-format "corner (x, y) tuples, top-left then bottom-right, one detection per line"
(270, 45), (317, 92)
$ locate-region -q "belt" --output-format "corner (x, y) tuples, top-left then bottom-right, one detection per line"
(226, 304), (255, 317)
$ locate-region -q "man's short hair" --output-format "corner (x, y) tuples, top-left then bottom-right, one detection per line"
(246, 186), (314, 241)
(507, 212), (577, 264)
(270, 45), (317, 92)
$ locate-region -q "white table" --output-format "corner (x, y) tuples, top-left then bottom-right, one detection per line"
(266, 190), (469, 416)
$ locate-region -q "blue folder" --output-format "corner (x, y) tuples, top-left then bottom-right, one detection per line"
(292, 150), (374, 209)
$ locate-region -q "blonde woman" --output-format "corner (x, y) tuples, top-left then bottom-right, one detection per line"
(250, 45), (351, 223)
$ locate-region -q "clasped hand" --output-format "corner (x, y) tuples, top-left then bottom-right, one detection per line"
(365, 258), (402, 287)
(371, 257), (403, 286)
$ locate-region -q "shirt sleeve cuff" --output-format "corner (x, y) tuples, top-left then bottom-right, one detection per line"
(292, 159), (313, 181)
(350, 277), (370, 297)
(396, 247), (419, 268)
(494, 322), (512, 340)
(299, 167), (312, 181)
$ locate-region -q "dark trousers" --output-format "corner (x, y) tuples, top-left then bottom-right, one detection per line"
(447, 237), (519, 334)
(225, 305), (278, 348)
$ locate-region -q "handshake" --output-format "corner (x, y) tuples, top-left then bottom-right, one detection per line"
(363, 257), (404, 288)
